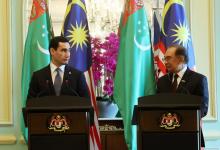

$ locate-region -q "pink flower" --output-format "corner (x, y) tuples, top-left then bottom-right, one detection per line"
(103, 79), (114, 96)
(91, 32), (119, 97)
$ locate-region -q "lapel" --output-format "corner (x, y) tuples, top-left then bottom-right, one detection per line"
(167, 73), (173, 92)
(176, 68), (191, 92)
(61, 65), (73, 93)
(63, 65), (72, 81)
(45, 65), (56, 95)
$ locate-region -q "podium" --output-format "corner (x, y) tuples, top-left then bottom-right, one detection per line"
(133, 93), (201, 150)
(23, 96), (93, 150)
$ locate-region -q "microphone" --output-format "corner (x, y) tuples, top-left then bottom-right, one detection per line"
(37, 80), (50, 97)
(65, 79), (80, 96)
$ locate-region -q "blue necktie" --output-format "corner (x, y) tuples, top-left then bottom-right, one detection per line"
(54, 68), (62, 96)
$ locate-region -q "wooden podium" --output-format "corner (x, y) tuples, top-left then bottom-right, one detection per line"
(133, 93), (202, 150)
(23, 96), (93, 150)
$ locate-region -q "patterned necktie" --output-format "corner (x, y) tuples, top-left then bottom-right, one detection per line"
(172, 74), (179, 92)
(54, 68), (62, 96)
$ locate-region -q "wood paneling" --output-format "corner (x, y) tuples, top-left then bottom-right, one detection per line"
(99, 119), (128, 150)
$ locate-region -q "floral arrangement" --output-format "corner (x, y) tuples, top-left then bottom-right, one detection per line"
(91, 32), (119, 100)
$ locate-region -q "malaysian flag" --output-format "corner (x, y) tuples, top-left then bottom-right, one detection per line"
(156, 0), (196, 77)
(61, 0), (101, 149)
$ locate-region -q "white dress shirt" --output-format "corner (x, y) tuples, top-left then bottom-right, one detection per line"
(172, 65), (187, 88)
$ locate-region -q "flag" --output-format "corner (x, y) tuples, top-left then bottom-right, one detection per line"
(157, 0), (195, 75)
(152, 10), (164, 79)
(114, 0), (156, 149)
(21, 0), (52, 141)
(61, 0), (101, 150)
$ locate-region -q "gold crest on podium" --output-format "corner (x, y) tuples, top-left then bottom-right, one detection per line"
(160, 112), (181, 130)
(48, 114), (70, 132)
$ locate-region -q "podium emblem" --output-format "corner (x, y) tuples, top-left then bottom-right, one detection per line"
(48, 114), (70, 132)
(160, 112), (180, 129)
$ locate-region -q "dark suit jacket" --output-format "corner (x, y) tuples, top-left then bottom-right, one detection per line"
(157, 68), (209, 147)
(27, 65), (90, 99)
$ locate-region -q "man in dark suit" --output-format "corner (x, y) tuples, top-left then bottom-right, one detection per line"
(157, 45), (209, 148)
(27, 36), (89, 99)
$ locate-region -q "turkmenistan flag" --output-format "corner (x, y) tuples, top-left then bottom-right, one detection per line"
(114, 0), (156, 149)
(21, 0), (52, 141)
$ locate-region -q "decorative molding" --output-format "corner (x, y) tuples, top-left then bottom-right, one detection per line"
(0, 0), (13, 125)
(99, 124), (123, 131)
(19, 135), (27, 145)
(190, 0), (217, 121)
(0, 135), (17, 145)
(205, 131), (220, 141)
(207, 0), (217, 121)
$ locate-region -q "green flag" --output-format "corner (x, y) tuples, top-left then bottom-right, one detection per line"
(21, 0), (52, 140)
(114, 1), (156, 149)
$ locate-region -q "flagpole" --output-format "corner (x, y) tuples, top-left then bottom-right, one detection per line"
(152, 0), (160, 9)
(152, 0), (161, 24)
(156, 0), (159, 9)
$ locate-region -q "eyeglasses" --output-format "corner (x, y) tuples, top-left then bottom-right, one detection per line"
(162, 56), (175, 62)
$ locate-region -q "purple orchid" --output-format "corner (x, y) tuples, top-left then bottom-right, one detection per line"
(91, 32), (119, 97)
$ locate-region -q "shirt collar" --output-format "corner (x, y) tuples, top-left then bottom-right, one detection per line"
(50, 62), (65, 73)
(176, 65), (187, 79)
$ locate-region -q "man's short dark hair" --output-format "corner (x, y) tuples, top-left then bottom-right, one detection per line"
(49, 36), (69, 50)
(168, 45), (189, 64)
